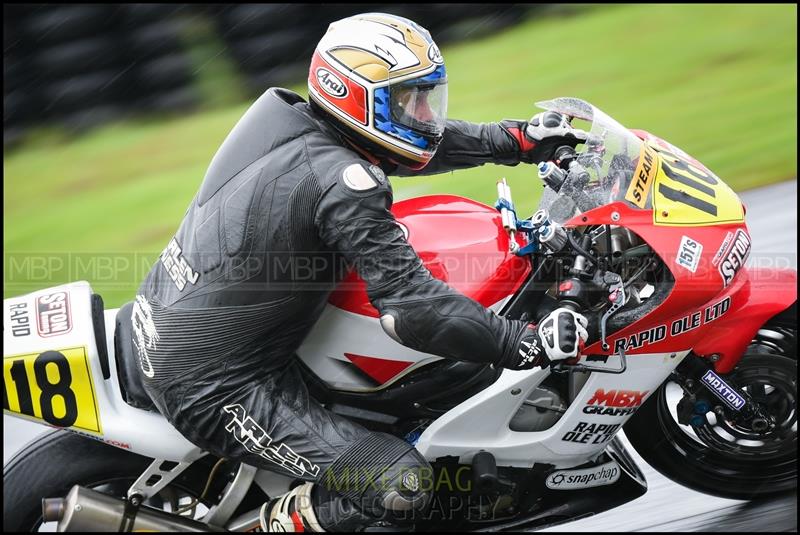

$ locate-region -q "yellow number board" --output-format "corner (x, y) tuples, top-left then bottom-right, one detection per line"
(649, 144), (744, 226)
(3, 346), (102, 434)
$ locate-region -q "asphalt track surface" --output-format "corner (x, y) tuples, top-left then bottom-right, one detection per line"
(4, 180), (797, 531)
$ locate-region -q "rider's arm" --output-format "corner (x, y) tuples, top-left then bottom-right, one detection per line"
(315, 160), (530, 367)
(392, 119), (531, 176)
(392, 113), (587, 177)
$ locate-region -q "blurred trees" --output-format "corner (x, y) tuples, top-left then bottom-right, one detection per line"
(3, 3), (533, 147)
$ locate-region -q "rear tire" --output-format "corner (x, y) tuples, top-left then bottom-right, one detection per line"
(3, 430), (212, 532)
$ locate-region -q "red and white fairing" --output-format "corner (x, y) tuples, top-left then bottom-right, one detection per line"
(296, 195), (530, 391)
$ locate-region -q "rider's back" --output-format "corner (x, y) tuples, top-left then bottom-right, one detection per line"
(133, 88), (359, 412)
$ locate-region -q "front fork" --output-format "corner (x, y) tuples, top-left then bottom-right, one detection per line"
(671, 354), (775, 432)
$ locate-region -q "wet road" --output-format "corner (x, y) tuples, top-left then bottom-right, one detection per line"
(4, 180), (797, 531)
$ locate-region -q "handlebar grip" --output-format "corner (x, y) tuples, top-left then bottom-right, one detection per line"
(548, 317), (585, 370)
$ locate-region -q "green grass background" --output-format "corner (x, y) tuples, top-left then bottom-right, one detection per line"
(4, 4), (797, 307)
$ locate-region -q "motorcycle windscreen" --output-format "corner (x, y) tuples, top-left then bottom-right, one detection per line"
(535, 97), (744, 227)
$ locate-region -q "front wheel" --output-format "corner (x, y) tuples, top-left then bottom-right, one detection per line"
(625, 310), (797, 500)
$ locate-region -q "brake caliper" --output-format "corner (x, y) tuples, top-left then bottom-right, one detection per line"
(673, 357), (775, 431)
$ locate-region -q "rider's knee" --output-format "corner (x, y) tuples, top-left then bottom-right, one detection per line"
(320, 432), (432, 519)
(375, 448), (433, 516)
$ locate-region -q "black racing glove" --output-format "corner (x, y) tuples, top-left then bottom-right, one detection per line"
(504, 308), (589, 370)
(500, 111), (589, 165)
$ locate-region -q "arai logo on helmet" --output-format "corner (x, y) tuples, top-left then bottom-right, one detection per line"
(316, 68), (348, 98)
(427, 43), (443, 64)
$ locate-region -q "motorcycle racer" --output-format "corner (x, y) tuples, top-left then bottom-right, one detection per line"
(131, 12), (589, 532)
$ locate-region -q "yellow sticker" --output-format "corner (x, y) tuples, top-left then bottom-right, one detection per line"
(651, 147), (745, 226)
(3, 346), (102, 434)
(625, 142), (659, 208)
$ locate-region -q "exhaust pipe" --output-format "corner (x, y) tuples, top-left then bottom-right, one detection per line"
(42, 485), (222, 532)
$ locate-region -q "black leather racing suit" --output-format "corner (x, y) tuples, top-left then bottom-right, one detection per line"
(131, 88), (533, 529)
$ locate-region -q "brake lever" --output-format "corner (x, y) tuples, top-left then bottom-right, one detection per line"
(550, 279), (630, 375)
(600, 272), (626, 351)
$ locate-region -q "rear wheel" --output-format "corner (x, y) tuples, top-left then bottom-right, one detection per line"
(625, 305), (797, 499)
(3, 430), (214, 532)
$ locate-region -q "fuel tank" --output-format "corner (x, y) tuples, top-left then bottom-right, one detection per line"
(297, 194), (531, 392)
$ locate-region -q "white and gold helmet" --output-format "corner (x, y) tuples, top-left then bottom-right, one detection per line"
(308, 13), (447, 169)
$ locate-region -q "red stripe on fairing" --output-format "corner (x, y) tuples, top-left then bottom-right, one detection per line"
(309, 52), (367, 125)
(344, 353), (414, 384)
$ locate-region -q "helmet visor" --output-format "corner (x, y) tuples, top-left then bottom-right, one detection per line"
(389, 79), (448, 136)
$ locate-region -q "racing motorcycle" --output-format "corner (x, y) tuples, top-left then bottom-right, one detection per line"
(4, 97), (796, 532)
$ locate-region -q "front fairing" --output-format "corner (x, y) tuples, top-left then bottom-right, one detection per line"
(529, 98), (754, 357)
(573, 201), (749, 357)
(535, 97), (745, 228)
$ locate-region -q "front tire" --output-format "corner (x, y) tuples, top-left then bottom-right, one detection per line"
(625, 307), (797, 500)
